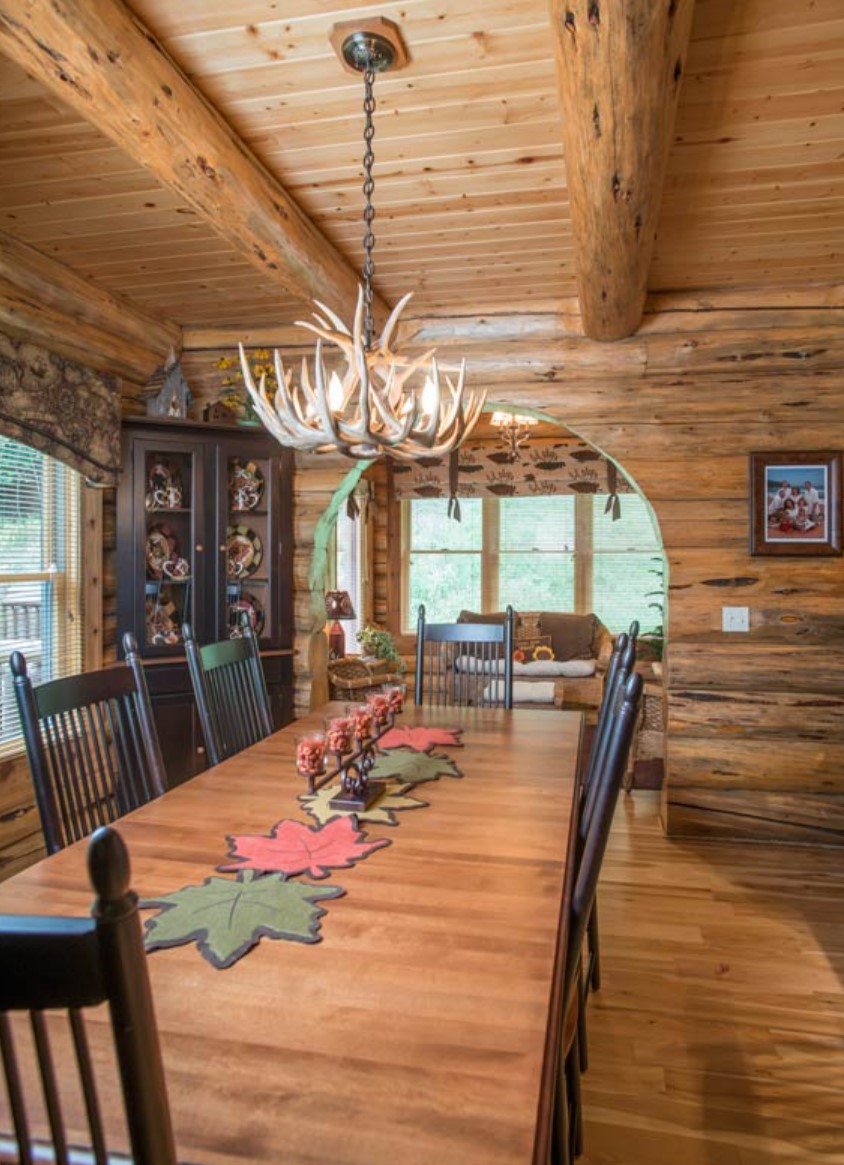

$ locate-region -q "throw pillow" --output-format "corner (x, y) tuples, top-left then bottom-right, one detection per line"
(514, 632), (554, 662)
(457, 609), (512, 625)
(539, 612), (595, 661)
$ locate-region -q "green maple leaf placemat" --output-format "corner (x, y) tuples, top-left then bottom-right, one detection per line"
(377, 725), (464, 753)
(370, 748), (464, 787)
(142, 872), (344, 969)
(299, 783), (429, 827)
(219, 816), (390, 879)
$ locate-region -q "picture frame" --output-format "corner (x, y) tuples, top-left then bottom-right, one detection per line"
(749, 450), (842, 556)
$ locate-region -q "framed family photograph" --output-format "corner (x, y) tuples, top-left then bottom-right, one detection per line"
(749, 450), (842, 556)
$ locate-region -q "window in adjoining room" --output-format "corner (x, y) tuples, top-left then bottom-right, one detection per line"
(401, 493), (661, 634)
(333, 498), (366, 652)
(0, 437), (84, 759)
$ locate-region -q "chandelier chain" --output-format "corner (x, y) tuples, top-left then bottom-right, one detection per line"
(362, 65), (377, 351)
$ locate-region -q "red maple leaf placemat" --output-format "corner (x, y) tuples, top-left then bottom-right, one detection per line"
(377, 725), (464, 753)
(219, 816), (390, 879)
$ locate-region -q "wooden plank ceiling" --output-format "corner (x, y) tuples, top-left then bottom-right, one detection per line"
(0, 0), (842, 335)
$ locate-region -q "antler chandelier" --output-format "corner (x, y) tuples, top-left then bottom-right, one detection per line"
(490, 410), (539, 461)
(239, 22), (485, 460)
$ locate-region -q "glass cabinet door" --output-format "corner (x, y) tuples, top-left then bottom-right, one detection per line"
(218, 445), (280, 646)
(133, 438), (206, 654)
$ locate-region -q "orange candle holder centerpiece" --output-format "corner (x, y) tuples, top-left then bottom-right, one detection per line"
(295, 731), (327, 794)
(382, 682), (406, 715)
(324, 714), (354, 759)
(366, 690), (391, 730)
(294, 693), (403, 812)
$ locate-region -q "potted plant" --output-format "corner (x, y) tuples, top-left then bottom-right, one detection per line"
(356, 624), (406, 673)
(640, 556), (666, 668)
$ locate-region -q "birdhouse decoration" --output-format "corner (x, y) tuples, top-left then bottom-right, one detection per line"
(144, 349), (193, 419)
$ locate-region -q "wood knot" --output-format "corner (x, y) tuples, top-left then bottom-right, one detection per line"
(588, 2), (601, 26)
(592, 104), (601, 137)
(564, 10), (576, 38)
(611, 172), (621, 201)
(673, 58), (683, 84)
(196, 156), (217, 180)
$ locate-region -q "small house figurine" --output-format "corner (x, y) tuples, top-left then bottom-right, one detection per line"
(144, 349), (193, 419)
(203, 399), (239, 425)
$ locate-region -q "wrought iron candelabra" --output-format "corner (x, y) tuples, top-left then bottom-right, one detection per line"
(295, 685), (405, 811)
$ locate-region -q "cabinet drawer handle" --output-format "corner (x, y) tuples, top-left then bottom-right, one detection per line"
(195, 543), (204, 552)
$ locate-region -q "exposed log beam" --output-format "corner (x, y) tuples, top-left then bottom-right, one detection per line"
(550, 0), (695, 341)
(0, 0), (378, 320)
(0, 232), (180, 383)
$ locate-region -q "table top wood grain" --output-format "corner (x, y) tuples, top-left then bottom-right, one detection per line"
(0, 704), (582, 1165)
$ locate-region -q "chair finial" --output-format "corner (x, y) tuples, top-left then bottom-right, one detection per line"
(88, 826), (132, 905)
(9, 650), (28, 679)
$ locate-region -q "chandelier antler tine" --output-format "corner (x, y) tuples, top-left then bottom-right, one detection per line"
(369, 376), (417, 436)
(312, 339), (347, 447)
(377, 290), (414, 354)
(312, 298), (353, 338)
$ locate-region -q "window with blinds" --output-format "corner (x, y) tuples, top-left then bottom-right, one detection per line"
(498, 496), (576, 611)
(334, 504), (364, 648)
(0, 437), (83, 758)
(591, 494), (662, 633)
(402, 492), (664, 635)
(406, 498), (483, 625)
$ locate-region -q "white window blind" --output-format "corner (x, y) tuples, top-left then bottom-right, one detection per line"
(406, 498), (482, 629)
(0, 437), (83, 759)
(334, 504), (364, 647)
(591, 494), (663, 634)
(498, 496), (576, 611)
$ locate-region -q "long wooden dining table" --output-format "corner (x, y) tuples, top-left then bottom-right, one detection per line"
(0, 703), (582, 1165)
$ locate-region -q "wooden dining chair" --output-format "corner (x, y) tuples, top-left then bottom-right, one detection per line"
(0, 825), (178, 1165)
(575, 632), (638, 1069)
(10, 635), (168, 855)
(553, 672), (643, 1165)
(183, 621), (273, 766)
(414, 604), (515, 708)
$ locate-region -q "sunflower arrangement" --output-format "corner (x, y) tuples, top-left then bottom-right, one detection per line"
(213, 349), (279, 421)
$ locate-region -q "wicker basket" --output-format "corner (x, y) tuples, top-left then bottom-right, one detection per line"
(327, 656), (402, 701)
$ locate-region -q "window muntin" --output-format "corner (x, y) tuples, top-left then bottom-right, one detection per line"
(0, 438), (83, 758)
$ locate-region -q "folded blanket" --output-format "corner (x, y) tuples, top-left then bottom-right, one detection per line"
(455, 656), (596, 679)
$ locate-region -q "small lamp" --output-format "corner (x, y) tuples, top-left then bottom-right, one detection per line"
(325, 590), (356, 660)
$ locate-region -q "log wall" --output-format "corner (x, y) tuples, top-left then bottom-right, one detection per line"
(240, 297), (844, 846)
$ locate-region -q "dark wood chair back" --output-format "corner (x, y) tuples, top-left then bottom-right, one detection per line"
(551, 673), (642, 1163)
(414, 604), (515, 709)
(0, 826), (178, 1165)
(183, 621), (273, 766)
(582, 631), (631, 794)
(562, 673), (642, 1013)
(10, 635), (167, 855)
(582, 633), (637, 810)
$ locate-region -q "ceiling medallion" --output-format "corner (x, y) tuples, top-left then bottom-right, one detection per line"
(240, 20), (485, 460)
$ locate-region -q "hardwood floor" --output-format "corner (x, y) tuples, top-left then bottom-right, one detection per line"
(581, 791), (844, 1164)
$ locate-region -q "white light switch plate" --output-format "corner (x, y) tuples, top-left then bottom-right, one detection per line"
(722, 606), (750, 633)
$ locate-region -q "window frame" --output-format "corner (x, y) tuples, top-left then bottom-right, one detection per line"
(0, 439), (86, 760)
(399, 493), (661, 634)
